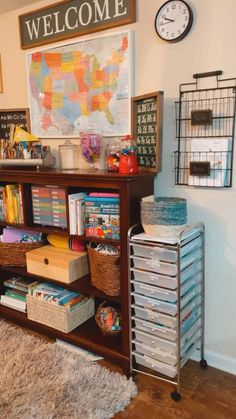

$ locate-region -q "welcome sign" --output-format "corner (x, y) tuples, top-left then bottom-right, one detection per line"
(19, 0), (136, 49)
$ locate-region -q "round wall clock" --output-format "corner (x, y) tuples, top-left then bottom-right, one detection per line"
(155, 0), (193, 43)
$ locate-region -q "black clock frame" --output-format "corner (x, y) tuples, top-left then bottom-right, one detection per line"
(154, 0), (193, 43)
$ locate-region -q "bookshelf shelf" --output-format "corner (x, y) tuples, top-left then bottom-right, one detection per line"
(0, 168), (155, 374)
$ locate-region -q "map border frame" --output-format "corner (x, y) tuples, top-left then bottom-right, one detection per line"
(26, 29), (133, 138)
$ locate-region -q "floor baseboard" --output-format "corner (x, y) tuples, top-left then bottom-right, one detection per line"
(191, 348), (236, 375)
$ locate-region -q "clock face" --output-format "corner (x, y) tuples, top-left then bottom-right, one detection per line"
(155, 0), (193, 42)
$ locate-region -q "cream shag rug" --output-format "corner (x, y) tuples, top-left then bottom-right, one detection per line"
(0, 320), (137, 419)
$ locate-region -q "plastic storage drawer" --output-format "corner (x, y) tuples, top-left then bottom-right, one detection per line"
(133, 339), (177, 366)
(132, 284), (201, 316)
(133, 351), (177, 378)
(132, 328), (177, 353)
(131, 236), (201, 262)
(132, 305), (177, 328)
(130, 249), (201, 276)
(132, 317), (177, 341)
(131, 260), (202, 290)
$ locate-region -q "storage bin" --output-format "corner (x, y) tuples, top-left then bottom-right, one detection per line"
(26, 245), (89, 283)
(131, 260), (201, 290)
(132, 317), (177, 341)
(132, 328), (177, 353)
(87, 244), (120, 296)
(131, 236), (201, 261)
(133, 340), (177, 366)
(131, 280), (177, 302)
(27, 294), (95, 333)
(130, 248), (201, 276)
(133, 351), (177, 378)
(0, 240), (45, 267)
(132, 304), (177, 328)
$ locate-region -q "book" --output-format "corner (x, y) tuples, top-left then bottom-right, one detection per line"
(0, 294), (26, 311)
(5, 289), (27, 301)
(68, 192), (87, 235)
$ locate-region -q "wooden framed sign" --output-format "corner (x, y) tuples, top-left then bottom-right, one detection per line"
(19, 0), (136, 49)
(131, 91), (164, 173)
(0, 108), (30, 140)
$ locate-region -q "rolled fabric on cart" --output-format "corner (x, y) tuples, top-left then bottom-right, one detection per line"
(141, 196), (187, 238)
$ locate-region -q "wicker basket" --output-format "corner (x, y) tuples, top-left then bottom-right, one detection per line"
(95, 301), (121, 336)
(27, 295), (95, 333)
(0, 241), (45, 266)
(87, 245), (120, 296)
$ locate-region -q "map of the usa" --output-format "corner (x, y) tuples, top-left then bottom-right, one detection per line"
(27, 31), (131, 137)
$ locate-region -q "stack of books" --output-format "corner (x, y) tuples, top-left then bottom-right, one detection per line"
(0, 276), (39, 312)
(29, 282), (89, 311)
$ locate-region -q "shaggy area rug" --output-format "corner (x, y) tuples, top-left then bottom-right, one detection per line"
(0, 320), (137, 419)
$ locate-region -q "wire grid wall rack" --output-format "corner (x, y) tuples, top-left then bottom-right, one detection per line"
(174, 71), (236, 187)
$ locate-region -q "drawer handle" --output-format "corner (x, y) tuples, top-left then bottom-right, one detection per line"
(43, 257), (49, 265)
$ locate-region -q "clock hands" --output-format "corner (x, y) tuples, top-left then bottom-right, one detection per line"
(163, 17), (175, 22)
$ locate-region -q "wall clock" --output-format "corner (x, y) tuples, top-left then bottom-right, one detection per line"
(155, 0), (193, 43)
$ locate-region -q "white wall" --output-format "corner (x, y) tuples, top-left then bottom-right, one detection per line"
(0, 0), (235, 374)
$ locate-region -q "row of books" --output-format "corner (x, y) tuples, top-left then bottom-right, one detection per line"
(0, 184), (24, 223)
(28, 282), (89, 311)
(32, 185), (67, 228)
(0, 276), (89, 313)
(69, 192), (120, 240)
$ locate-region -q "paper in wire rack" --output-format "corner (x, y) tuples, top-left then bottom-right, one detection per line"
(188, 137), (231, 187)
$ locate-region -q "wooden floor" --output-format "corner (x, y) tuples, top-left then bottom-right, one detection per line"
(107, 360), (236, 419)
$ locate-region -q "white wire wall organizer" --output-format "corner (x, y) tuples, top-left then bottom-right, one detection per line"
(174, 71), (236, 187)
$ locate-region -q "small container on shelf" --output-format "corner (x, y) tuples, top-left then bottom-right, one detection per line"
(80, 131), (102, 171)
(119, 135), (138, 174)
(59, 139), (79, 170)
(106, 139), (121, 172)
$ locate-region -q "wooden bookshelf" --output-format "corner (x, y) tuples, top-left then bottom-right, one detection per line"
(0, 168), (155, 374)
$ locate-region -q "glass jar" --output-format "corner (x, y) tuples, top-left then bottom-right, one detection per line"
(106, 139), (121, 172)
(119, 135), (138, 174)
(80, 131), (102, 171)
(59, 139), (79, 170)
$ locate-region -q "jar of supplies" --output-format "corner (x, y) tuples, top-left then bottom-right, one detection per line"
(106, 139), (121, 172)
(59, 139), (79, 170)
(119, 135), (138, 174)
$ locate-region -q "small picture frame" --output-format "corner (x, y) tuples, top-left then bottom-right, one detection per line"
(131, 91), (164, 173)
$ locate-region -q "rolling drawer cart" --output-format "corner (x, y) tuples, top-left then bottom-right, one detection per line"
(128, 222), (207, 400)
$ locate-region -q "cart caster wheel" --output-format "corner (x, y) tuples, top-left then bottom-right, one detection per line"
(200, 359), (208, 370)
(171, 391), (181, 401)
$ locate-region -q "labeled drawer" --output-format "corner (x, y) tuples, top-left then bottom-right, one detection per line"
(131, 281), (177, 302)
(132, 284), (201, 316)
(132, 317), (177, 341)
(132, 305), (177, 328)
(133, 328), (177, 353)
(131, 236), (201, 262)
(133, 340), (177, 366)
(132, 292), (177, 316)
(131, 249), (201, 276)
(131, 260), (202, 290)
(133, 351), (177, 378)
(131, 275), (201, 303)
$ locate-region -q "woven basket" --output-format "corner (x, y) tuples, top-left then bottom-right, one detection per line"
(27, 295), (95, 333)
(95, 301), (121, 336)
(0, 241), (45, 266)
(87, 245), (120, 296)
